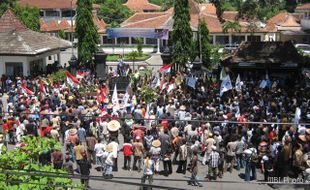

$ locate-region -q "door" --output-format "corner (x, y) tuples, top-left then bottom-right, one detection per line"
(5, 62), (23, 77)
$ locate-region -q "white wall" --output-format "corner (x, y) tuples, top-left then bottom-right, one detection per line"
(0, 56), (28, 76)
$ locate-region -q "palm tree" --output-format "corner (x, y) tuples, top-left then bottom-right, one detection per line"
(209, 0), (225, 23)
(222, 21), (241, 33)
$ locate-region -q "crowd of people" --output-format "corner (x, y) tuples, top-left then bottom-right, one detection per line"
(0, 68), (310, 189)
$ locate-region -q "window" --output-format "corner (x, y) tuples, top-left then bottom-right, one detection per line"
(247, 35), (261, 42)
(232, 36), (245, 44)
(62, 10), (75, 17)
(102, 36), (114, 44)
(215, 36), (229, 45)
(5, 62), (23, 77)
(45, 10), (60, 17)
(146, 38), (157, 45)
(118, 37), (129, 44)
(40, 11), (44, 17)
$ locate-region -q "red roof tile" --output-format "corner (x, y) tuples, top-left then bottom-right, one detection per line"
(296, 3), (310, 10)
(267, 11), (300, 29)
(18, 0), (99, 10)
(0, 8), (27, 32)
(59, 19), (71, 30)
(124, 0), (161, 12)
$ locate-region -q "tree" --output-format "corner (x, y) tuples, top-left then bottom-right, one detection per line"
(0, 137), (78, 189)
(76, 0), (99, 68)
(98, 0), (133, 25)
(171, 0), (193, 71)
(198, 20), (212, 69)
(209, 0), (225, 23)
(128, 50), (139, 72)
(222, 21), (241, 33)
(58, 29), (66, 39)
(0, 0), (40, 31)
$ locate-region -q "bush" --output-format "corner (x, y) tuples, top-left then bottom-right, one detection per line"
(47, 69), (66, 83)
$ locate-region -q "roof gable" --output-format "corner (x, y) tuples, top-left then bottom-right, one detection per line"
(124, 0), (161, 12)
(0, 9), (27, 33)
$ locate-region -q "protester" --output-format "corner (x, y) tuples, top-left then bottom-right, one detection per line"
(140, 153), (154, 190)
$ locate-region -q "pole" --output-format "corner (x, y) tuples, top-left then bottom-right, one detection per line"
(198, 3), (202, 63)
(71, 0), (74, 57)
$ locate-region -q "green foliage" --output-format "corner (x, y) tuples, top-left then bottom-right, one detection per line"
(210, 45), (222, 68)
(58, 29), (66, 39)
(209, 0), (225, 23)
(222, 21), (241, 33)
(171, 0), (193, 71)
(199, 20), (212, 69)
(128, 50), (139, 60)
(139, 85), (159, 103)
(136, 38), (143, 56)
(76, 0), (99, 67)
(47, 69), (66, 83)
(98, 0), (133, 25)
(0, 1), (40, 32)
(0, 136), (76, 190)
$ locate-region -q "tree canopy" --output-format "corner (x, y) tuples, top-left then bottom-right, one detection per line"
(98, 0), (133, 25)
(171, 0), (193, 71)
(76, 0), (99, 68)
(198, 20), (212, 69)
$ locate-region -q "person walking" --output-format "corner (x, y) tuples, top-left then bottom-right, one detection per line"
(74, 141), (86, 173)
(86, 132), (97, 165)
(103, 144), (114, 179)
(149, 139), (161, 174)
(79, 153), (92, 188)
(122, 138), (133, 170)
(207, 146), (220, 180)
(176, 139), (187, 174)
(188, 150), (202, 187)
(94, 139), (106, 171)
(133, 136), (144, 172)
(51, 147), (63, 169)
(244, 146), (258, 181)
(140, 153), (154, 190)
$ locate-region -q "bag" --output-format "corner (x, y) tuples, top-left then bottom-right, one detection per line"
(251, 152), (259, 163)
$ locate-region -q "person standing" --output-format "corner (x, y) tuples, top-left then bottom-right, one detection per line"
(133, 136), (144, 172)
(261, 154), (273, 181)
(149, 139), (161, 174)
(140, 153), (154, 190)
(51, 148), (64, 169)
(79, 153), (92, 188)
(74, 141), (86, 173)
(235, 136), (245, 171)
(176, 139), (187, 174)
(109, 137), (119, 172)
(94, 139), (106, 171)
(188, 150), (202, 187)
(244, 146), (257, 181)
(207, 146), (220, 180)
(226, 137), (238, 173)
(86, 133), (97, 165)
(103, 144), (114, 179)
(163, 145), (173, 176)
(122, 138), (133, 170)
(203, 133), (215, 166)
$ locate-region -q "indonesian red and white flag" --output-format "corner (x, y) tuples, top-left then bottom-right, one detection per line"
(76, 71), (90, 79)
(40, 80), (46, 95)
(21, 84), (33, 96)
(159, 64), (172, 73)
(66, 71), (79, 86)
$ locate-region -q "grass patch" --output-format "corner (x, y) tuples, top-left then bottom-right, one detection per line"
(106, 54), (151, 61)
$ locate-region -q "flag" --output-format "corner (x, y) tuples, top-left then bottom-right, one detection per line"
(112, 84), (120, 112)
(259, 80), (267, 89)
(40, 80), (46, 95)
(167, 83), (176, 93)
(187, 77), (197, 89)
(220, 67), (227, 80)
(21, 84), (33, 96)
(76, 71), (90, 79)
(159, 64), (172, 73)
(66, 71), (79, 86)
(295, 107), (301, 124)
(123, 83), (131, 106)
(220, 75), (232, 97)
(235, 74), (242, 91)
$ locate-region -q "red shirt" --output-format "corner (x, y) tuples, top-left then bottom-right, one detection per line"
(2, 123), (8, 134)
(133, 129), (144, 141)
(123, 143), (133, 156)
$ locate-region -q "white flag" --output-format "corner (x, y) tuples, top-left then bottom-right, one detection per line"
(295, 107), (301, 124)
(220, 67), (227, 80)
(112, 84), (120, 112)
(123, 83), (131, 106)
(259, 80), (267, 89)
(220, 75), (232, 97)
(235, 74), (242, 91)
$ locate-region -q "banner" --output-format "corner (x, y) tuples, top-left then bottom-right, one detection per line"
(220, 75), (232, 97)
(187, 77), (197, 89)
(107, 28), (169, 39)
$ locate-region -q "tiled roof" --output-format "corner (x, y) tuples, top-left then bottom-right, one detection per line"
(296, 3), (310, 10)
(267, 11), (301, 30)
(0, 9), (27, 32)
(121, 2), (275, 34)
(124, 0), (161, 12)
(39, 16), (106, 33)
(18, 0), (99, 10)
(0, 9), (71, 55)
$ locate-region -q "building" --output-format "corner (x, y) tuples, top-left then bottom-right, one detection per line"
(123, 0), (161, 12)
(18, 0), (106, 43)
(221, 41), (305, 80)
(0, 9), (71, 76)
(117, 0), (281, 49)
(296, 3), (310, 29)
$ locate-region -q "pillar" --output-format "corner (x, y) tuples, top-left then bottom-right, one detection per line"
(23, 61), (30, 76)
(143, 38), (146, 45)
(157, 38), (160, 54)
(229, 34), (232, 45)
(245, 35), (248, 42)
(213, 35), (216, 45)
(57, 53), (61, 67)
(129, 37), (132, 45)
(114, 38), (117, 45)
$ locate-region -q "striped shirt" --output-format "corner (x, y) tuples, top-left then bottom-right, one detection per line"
(209, 151), (220, 168)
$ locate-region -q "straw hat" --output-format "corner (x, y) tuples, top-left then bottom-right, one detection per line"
(70, 128), (77, 135)
(306, 128), (310, 135)
(180, 105), (186, 111)
(106, 144), (113, 153)
(299, 135), (306, 142)
(107, 120), (120, 132)
(152, 140), (161, 148)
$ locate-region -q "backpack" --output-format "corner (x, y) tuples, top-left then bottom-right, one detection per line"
(250, 150), (259, 163)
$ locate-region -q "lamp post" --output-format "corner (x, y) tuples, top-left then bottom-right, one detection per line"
(68, 0), (77, 72)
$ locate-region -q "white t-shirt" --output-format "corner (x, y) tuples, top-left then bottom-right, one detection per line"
(95, 143), (106, 157)
(143, 159), (154, 175)
(109, 141), (119, 158)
